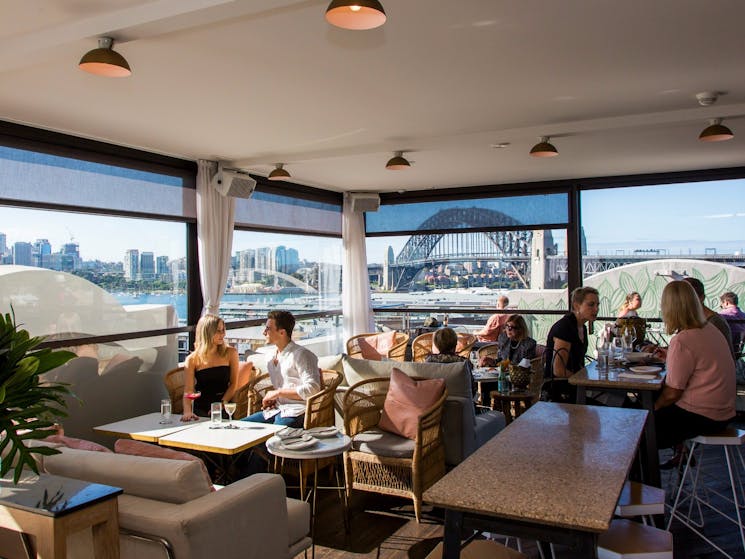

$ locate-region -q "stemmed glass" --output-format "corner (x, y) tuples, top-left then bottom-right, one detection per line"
(611, 337), (624, 370)
(183, 391), (201, 421)
(223, 402), (237, 428)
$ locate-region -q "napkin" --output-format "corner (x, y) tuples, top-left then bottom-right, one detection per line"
(276, 427), (304, 440)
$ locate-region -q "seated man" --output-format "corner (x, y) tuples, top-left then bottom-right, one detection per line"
(243, 310), (320, 428)
(719, 291), (745, 351)
(474, 295), (510, 344)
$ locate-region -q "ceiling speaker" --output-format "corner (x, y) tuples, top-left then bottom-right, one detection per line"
(212, 166), (256, 198)
(350, 192), (380, 212)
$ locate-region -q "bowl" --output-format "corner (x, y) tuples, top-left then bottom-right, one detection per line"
(624, 351), (652, 363)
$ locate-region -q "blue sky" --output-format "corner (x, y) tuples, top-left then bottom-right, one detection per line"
(1, 179), (742, 264)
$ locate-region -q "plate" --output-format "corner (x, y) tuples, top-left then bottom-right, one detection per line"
(280, 436), (317, 450)
(624, 352), (652, 363)
(276, 427), (304, 440)
(629, 365), (662, 374)
(306, 426), (339, 438)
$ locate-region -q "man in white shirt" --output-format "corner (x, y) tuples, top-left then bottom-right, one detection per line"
(243, 310), (320, 427)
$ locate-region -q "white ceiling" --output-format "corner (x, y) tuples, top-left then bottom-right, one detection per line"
(1, 0), (744, 194)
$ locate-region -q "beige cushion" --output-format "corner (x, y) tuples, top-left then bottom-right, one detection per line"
(342, 356), (470, 398)
(318, 353), (343, 372)
(352, 427), (415, 458)
(286, 497), (310, 548)
(114, 439), (213, 491)
(378, 368), (445, 439)
(43, 446), (212, 504)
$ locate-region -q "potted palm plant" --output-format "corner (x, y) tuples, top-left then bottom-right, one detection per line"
(0, 310), (75, 482)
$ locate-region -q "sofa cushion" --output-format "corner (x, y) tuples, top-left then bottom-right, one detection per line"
(378, 368), (445, 439)
(286, 497), (311, 549)
(318, 353), (343, 373)
(42, 434), (112, 453)
(114, 439), (214, 491)
(43, 446), (213, 504)
(341, 356), (470, 398)
(351, 427), (415, 458)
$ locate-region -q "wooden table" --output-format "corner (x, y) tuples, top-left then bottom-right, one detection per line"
(490, 390), (534, 425)
(569, 361), (664, 487)
(424, 402), (648, 559)
(94, 412), (207, 442)
(0, 473), (122, 559)
(158, 420), (286, 483)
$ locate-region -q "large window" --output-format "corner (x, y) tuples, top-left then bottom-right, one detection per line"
(580, 179), (745, 323)
(366, 192), (570, 342)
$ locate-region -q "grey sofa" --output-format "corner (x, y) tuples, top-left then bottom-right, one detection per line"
(35, 446), (310, 559)
(337, 355), (505, 466)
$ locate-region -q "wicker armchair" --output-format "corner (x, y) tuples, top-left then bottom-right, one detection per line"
(346, 332), (409, 361)
(163, 366), (185, 414)
(477, 343), (500, 363)
(342, 377), (447, 522)
(412, 332), (477, 362)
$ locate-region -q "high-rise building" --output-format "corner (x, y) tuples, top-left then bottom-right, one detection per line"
(156, 255), (169, 279)
(124, 249), (139, 280)
(286, 248), (300, 274)
(33, 238), (52, 268)
(0, 232), (7, 256)
(256, 247), (271, 272)
(13, 242), (33, 266)
(140, 252), (155, 280)
(274, 245), (287, 273)
(237, 249), (256, 282)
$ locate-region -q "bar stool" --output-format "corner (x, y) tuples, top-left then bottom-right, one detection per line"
(597, 519), (673, 559)
(666, 427), (745, 558)
(615, 481), (665, 525)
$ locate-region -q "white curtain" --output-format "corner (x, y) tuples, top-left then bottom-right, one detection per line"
(342, 193), (375, 340)
(196, 160), (235, 316)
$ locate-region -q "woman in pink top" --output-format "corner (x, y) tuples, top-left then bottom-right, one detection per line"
(655, 281), (736, 468)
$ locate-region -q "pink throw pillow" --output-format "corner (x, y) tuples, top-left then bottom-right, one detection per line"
(378, 368), (446, 440)
(114, 439), (214, 491)
(43, 435), (112, 453)
(358, 331), (397, 360)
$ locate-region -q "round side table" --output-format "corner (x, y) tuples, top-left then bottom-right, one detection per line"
(267, 432), (352, 559)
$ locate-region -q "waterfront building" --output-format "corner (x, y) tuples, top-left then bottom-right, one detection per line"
(124, 249), (139, 280)
(140, 251), (155, 280)
(12, 241), (32, 266)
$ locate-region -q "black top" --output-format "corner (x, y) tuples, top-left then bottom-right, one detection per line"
(496, 333), (538, 364)
(545, 312), (587, 378)
(194, 365), (230, 416)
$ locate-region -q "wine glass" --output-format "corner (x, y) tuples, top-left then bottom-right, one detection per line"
(183, 391), (201, 421)
(611, 337), (624, 370)
(224, 401), (237, 428)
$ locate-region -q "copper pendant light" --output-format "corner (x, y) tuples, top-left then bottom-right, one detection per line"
(326, 0), (386, 30)
(385, 151), (410, 170)
(268, 163), (291, 180)
(530, 136), (558, 158)
(79, 37), (131, 78)
(699, 118), (734, 142)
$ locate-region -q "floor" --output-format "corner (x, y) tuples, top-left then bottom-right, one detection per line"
(310, 418), (745, 559)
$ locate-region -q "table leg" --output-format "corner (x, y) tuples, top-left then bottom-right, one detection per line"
(442, 509), (462, 559)
(640, 392), (661, 488)
(91, 499), (120, 559)
(576, 386), (587, 405)
(33, 519), (66, 559)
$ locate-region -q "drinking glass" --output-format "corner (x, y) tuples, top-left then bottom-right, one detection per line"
(159, 398), (172, 424)
(224, 401), (237, 428)
(611, 337), (624, 370)
(595, 337), (610, 375)
(210, 402), (223, 428)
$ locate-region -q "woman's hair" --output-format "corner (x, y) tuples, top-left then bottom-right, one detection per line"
(193, 314), (229, 363)
(505, 314), (529, 341)
(661, 281), (705, 334)
(619, 291), (641, 313)
(570, 286), (599, 309)
(433, 327), (458, 354)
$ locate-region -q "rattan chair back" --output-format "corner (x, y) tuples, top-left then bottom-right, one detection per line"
(164, 366), (185, 414)
(304, 370), (344, 429)
(346, 332), (410, 361)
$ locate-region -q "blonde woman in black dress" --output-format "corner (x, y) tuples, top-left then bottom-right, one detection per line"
(181, 314), (239, 420)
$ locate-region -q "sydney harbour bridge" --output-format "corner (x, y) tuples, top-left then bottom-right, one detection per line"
(377, 208), (745, 292)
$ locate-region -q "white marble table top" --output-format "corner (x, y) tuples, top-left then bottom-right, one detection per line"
(157, 420), (285, 455)
(266, 432), (351, 460)
(93, 412), (207, 442)
(423, 402), (647, 533)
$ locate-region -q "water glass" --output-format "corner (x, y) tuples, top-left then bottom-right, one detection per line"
(159, 398), (172, 424)
(210, 402), (223, 428)
(596, 347), (610, 376)
(612, 338), (624, 369)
